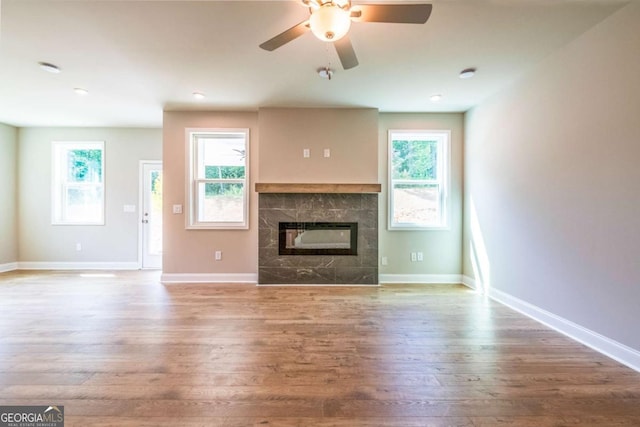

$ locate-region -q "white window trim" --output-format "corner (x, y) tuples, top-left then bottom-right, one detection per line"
(185, 128), (250, 230)
(388, 129), (451, 231)
(51, 141), (105, 226)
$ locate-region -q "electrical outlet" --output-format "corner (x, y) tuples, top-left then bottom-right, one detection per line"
(172, 204), (183, 214)
(76, 243), (82, 251)
(215, 251), (222, 261)
(303, 148), (310, 158)
(381, 256), (388, 266)
(324, 148), (330, 158)
(417, 252), (424, 262)
(410, 252), (417, 262)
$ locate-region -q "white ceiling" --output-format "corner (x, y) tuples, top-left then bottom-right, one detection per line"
(0, 0), (627, 128)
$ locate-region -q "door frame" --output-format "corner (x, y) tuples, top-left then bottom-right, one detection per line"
(138, 160), (163, 269)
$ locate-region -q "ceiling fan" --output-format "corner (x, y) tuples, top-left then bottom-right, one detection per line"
(259, 0), (432, 70)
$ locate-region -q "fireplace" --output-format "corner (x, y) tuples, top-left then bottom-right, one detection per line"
(279, 222), (357, 256)
(257, 185), (380, 285)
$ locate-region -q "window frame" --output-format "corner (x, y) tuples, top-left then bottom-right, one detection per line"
(388, 129), (451, 231)
(186, 128), (250, 230)
(51, 140), (105, 226)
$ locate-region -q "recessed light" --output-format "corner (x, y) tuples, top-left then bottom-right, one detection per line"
(39, 62), (61, 73)
(430, 94), (442, 102)
(459, 67), (476, 79)
(193, 92), (205, 100)
(74, 87), (89, 96)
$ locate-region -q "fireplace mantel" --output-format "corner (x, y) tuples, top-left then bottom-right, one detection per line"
(255, 183), (381, 194)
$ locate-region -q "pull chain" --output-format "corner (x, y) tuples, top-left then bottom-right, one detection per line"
(325, 43), (332, 80)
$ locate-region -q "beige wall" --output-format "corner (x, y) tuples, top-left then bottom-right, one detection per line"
(163, 108), (465, 278)
(378, 113), (464, 276)
(18, 127), (161, 264)
(0, 123), (19, 268)
(163, 108), (379, 276)
(162, 111), (259, 274)
(258, 108), (378, 183)
(464, 2), (640, 350)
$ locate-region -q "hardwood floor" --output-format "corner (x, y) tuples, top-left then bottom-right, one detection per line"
(1, 270), (639, 426)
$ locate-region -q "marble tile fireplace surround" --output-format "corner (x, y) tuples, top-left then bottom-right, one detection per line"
(257, 183), (381, 285)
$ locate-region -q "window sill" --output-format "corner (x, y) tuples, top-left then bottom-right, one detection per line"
(388, 225), (450, 231)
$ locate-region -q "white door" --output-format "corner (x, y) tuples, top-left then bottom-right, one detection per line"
(141, 162), (162, 269)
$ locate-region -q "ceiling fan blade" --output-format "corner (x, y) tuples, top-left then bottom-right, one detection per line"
(334, 35), (359, 70)
(350, 4), (432, 24)
(259, 20), (310, 51)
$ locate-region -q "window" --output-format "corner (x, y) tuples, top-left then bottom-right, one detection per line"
(388, 130), (450, 230)
(187, 129), (249, 229)
(52, 141), (105, 225)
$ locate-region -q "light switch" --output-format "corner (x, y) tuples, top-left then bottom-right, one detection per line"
(303, 148), (310, 158)
(123, 204), (136, 213)
(324, 148), (330, 158)
(172, 204), (183, 214)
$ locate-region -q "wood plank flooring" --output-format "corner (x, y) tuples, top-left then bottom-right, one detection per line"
(1, 270), (639, 426)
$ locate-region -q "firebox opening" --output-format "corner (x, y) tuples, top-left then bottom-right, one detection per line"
(279, 222), (358, 256)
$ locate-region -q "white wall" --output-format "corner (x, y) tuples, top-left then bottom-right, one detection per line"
(18, 127), (161, 266)
(464, 3), (640, 352)
(378, 113), (464, 281)
(0, 123), (19, 269)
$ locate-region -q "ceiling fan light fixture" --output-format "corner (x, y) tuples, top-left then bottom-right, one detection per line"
(309, 3), (351, 42)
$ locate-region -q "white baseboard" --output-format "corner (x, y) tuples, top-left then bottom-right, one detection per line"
(461, 274), (478, 290)
(379, 274), (463, 284)
(161, 273), (258, 284)
(17, 262), (140, 270)
(488, 287), (640, 373)
(0, 262), (19, 273)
